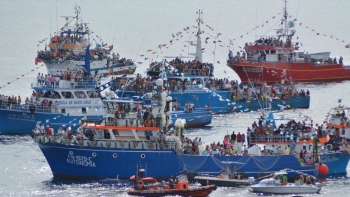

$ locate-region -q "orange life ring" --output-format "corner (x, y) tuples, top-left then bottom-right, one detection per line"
(137, 180), (144, 190)
(341, 120), (345, 126)
(115, 111), (120, 118)
(144, 119), (151, 127)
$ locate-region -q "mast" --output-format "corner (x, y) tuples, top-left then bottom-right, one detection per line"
(189, 9), (203, 63)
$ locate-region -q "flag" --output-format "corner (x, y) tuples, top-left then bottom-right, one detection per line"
(346, 44), (349, 48)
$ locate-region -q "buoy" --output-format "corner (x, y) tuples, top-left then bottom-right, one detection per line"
(319, 164), (329, 175)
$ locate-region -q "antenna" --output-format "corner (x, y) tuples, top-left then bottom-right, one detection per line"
(75, 5), (81, 25)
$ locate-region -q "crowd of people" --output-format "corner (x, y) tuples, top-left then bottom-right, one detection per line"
(148, 58), (214, 77)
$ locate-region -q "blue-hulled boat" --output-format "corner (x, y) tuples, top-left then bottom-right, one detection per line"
(34, 91), (348, 180)
(0, 46), (120, 135)
(114, 14), (310, 114)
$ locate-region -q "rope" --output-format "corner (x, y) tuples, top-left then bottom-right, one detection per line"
(251, 155), (281, 171)
(178, 155), (208, 173)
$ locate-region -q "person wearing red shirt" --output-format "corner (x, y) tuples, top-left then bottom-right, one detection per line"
(237, 132), (242, 143)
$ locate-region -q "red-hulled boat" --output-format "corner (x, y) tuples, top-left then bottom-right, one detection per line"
(227, 0), (349, 84)
(128, 174), (216, 197)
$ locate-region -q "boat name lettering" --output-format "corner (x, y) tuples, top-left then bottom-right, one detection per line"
(67, 153), (96, 167)
(243, 67), (263, 73)
(56, 44), (64, 49)
(185, 85), (204, 91)
(320, 155), (339, 163)
(140, 191), (166, 194)
(7, 113), (35, 122)
(58, 100), (92, 105)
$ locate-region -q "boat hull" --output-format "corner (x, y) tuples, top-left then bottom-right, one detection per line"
(117, 91), (310, 113)
(171, 110), (212, 128)
(228, 60), (350, 83)
(0, 108), (102, 135)
(36, 139), (349, 180)
(127, 185), (216, 197)
(250, 185), (321, 194)
(194, 176), (251, 187)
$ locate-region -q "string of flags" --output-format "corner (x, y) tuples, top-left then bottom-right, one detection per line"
(136, 11), (286, 64)
(0, 64), (46, 89)
(297, 22), (349, 47)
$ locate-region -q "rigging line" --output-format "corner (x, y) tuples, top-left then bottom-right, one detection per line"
(237, 59), (265, 112)
(56, 0), (58, 37)
(106, 20), (113, 44)
(295, 0), (301, 20)
(128, 43), (136, 61)
(262, 20), (281, 37)
(134, 38), (145, 62)
(255, 0), (258, 39)
(213, 13), (219, 65)
(50, 0), (52, 40)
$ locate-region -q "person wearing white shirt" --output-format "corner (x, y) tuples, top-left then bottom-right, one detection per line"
(33, 128), (40, 135)
(40, 124), (45, 133)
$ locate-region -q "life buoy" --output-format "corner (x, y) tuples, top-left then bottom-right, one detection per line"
(115, 111), (120, 118)
(137, 180), (144, 190)
(283, 56), (287, 61)
(144, 119), (151, 127)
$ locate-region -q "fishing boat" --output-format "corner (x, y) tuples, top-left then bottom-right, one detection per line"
(0, 46), (122, 135)
(115, 11), (310, 114)
(128, 168), (216, 197)
(129, 95), (212, 128)
(33, 99), (349, 180)
(248, 110), (350, 156)
(250, 171), (321, 194)
(325, 104), (350, 141)
(194, 161), (255, 187)
(35, 6), (136, 77)
(227, 0), (350, 83)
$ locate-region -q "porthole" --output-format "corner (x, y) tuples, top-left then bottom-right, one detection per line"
(288, 64), (291, 67)
(113, 153), (117, 158)
(69, 151), (74, 155)
(208, 95), (211, 98)
(141, 154), (146, 159)
(299, 64), (302, 67)
(92, 152), (97, 157)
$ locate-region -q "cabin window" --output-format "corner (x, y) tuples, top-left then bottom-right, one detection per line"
(112, 130), (120, 136)
(42, 90), (53, 98)
(53, 91), (61, 99)
(104, 130), (111, 139)
(74, 91), (87, 98)
(61, 91), (74, 99)
(87, 91), (95, 98)
(82, 108), (87, 114)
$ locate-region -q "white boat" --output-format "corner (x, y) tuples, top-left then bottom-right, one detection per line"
(194, 161), (255, 187)
(250, 171), (321, 194)
(35, 6), (136, 77)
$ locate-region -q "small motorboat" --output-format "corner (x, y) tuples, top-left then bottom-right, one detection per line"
(194, 161), (255, 187)
(128, 173), (216, 197)
(250, 171), (321, 194)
